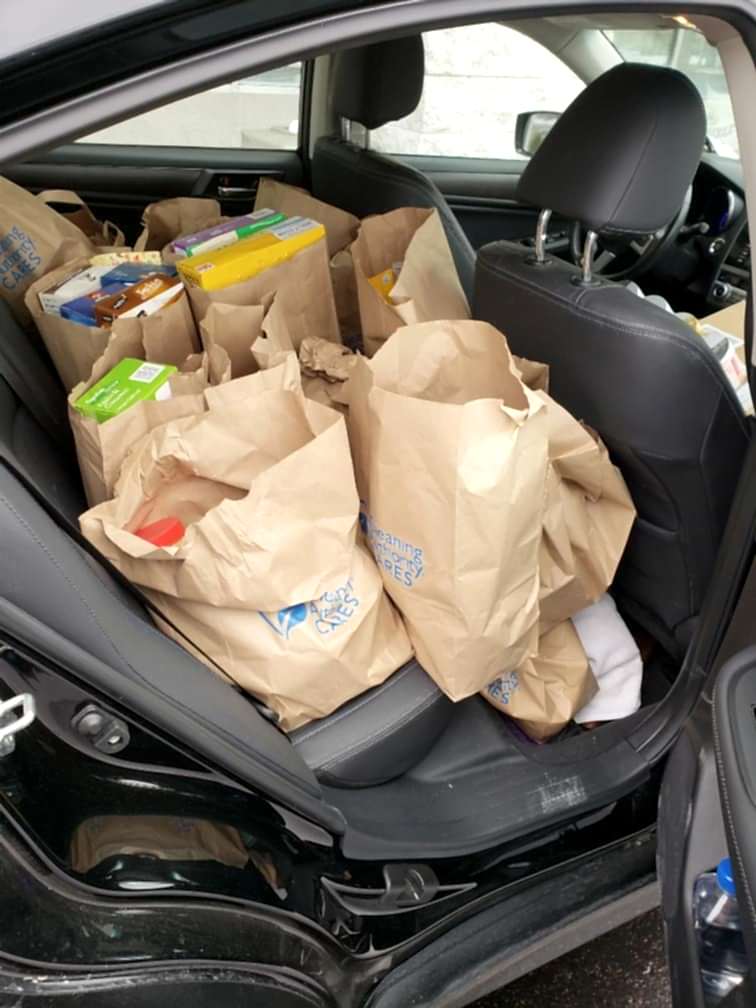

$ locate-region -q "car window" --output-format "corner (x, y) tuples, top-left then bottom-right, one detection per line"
(605, 27), (738, 158)
(370, 25), (584, 160)
(77, 64), (302, 150)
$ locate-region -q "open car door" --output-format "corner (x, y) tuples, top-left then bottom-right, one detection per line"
(658, 291), (756, 1008)
(709, 655), (756, 1006)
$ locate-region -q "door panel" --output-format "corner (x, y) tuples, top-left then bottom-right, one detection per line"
(714, 651), (756, 968)
(3, 144), (305, 245)
(658, 431), (756, 1007)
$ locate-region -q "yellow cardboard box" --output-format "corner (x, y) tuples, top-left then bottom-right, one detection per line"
(177, 216), (325, 292)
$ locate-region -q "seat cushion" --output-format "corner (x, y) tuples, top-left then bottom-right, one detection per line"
(292, 661), (453, 788)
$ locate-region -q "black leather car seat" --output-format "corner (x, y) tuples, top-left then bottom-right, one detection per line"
(474, 64), (751, 655)
(0, 301), (452, 790)
(311, 35), (476, 299)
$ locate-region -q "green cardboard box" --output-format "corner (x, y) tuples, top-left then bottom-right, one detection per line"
(74, 358), (177, 425)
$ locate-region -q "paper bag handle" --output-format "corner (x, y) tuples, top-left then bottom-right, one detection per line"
(38, 190), (126, 248)
(37, 189), (90, 210)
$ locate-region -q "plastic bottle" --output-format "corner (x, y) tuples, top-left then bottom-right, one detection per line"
(693, 858), (749, 1003)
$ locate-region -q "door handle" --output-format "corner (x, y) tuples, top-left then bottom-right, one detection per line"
(216, 185), (257, 198)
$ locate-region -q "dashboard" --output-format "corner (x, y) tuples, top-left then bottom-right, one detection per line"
(713, 221), (750, 303)
(682, 154), (750, 311)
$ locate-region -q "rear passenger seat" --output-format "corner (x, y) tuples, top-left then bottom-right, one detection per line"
(0, 301), (452, 794)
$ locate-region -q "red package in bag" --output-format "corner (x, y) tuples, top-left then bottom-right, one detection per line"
(135, 517), (185, 547)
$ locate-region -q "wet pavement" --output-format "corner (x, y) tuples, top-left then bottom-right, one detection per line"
(473, 909), (671, 1007)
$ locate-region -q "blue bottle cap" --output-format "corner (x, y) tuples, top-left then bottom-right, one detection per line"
(717, 857), (737, 897)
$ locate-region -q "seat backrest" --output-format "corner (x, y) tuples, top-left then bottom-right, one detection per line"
(474, 63), (750, 653)
(311, 35), (476, 298)
(475, 245), (749, 651)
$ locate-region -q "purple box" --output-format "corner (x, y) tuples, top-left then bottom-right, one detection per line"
(172, 209), (286, 257)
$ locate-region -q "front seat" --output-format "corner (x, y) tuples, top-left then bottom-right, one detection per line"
(311, 35), (476, 299)
(474, 63), (751, 655)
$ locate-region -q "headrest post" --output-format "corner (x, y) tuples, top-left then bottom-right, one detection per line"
(534, 209), (552, 265)
(340, 117), (352, 142)
(581, 230), (598, 284)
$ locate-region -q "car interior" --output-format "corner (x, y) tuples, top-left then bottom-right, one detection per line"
(0, 12), (752, 866)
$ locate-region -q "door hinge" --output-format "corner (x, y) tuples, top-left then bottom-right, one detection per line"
(0, 693), (36, 757)
(322, 863), (475, 917)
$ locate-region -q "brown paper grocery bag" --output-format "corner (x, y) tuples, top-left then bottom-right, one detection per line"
(25, 258), (110, 390)
(25, 260), (199, 391)
(69, 318), (216, 506)
(70, 815), (248, 873)
(254, 179), (361, 342)
(199, 301), (265, 378)
(252, 296), (357, 411)
(37, 190), (125, 249)
(134, 197), (224, 259)
(82, 386), (359, 606)
(346, 319), (549, 701)
(185, 236), (341, 347)
(80, 376), (411, 729)
(0, 177), (95, 323)
(255, 178), (359, 257)
(482, 620), (597, 741)
(514, 355), (550, 393)
(330, 248), (360, 344)
(537, 393), (636, 631)
(148, 539), (412, 730)
(205, 355), (302, 406)
(351, 207), (470, 356)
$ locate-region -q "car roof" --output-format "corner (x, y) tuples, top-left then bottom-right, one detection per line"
(0, 0), (373, 139)
(0, 0), (174, 62)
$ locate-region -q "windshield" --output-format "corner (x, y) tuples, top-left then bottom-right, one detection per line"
(605, 27), (738, 159)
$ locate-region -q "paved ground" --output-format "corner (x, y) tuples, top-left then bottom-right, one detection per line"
(473, 909), (671, 1007)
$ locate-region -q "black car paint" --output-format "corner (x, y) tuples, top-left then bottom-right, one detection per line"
(0, 633), (664, 1006)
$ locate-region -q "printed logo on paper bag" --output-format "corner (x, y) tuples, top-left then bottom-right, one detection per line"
(0, 227), (42, 292)
(486, 670), (520, 706)
(259, 602), (308, 639)
(259, 579), (360, 639)
(363, 514), (424, 588)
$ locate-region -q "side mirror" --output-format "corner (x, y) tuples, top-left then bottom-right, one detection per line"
(515, 111), (560, 158)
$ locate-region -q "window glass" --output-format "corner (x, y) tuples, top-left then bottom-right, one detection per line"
(370, 25), (584, 159)
(78, 64), (302, 149)
(606, 28), (738, 158)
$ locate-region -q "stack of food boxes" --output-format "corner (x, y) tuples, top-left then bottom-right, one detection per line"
(41, 208), (325, 425)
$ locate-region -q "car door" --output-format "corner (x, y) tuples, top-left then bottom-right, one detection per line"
(367, 22), (587, 251)
(658, 295), (756, 1006)
(710, 651), (756, 1005)
(2, 62), (309, 246)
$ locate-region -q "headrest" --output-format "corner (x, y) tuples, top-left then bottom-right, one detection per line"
(330, 36), (424, 130)
(517, 63), (706, 235)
